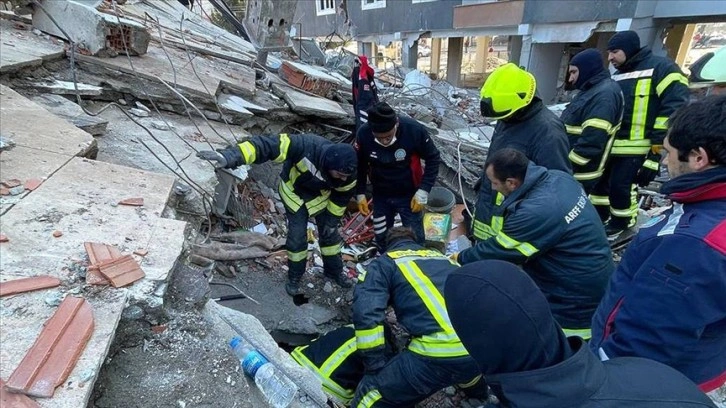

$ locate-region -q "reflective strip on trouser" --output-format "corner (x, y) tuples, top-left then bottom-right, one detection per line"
(286, 206), (310, 281)
(458, 374), (483, 389)
(356, 389), (382, 408)
(569, 150), (590, 166)
(610, 184), (638, 226)
(291, 346), (354, 403)
(589, 195), (610, 206)
(320, 242), (342, 256)
(630, 78), (651, 141)
(356, 326), (385, 350)
(273, 133), (291, 163)
(494, 230), (538, 257)
(574, 131), (617, 182)
(393, 256), (468, 358)
(562, 327), (592, 340)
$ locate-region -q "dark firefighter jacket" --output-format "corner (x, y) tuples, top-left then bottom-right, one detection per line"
(355, 116), (441, 198)
(352, 240), (469, 372)
(352, 65), (379, 122)
(561, 70), (624, 182)
(219, 133), (356, 217)
(472, 98), (571, 240)
(591, 167), (726, 392)
(611, 46), (690, 155)
(459, 163), (613, 330)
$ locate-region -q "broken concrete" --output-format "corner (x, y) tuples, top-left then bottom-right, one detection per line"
(32, 0), (150, 56)
(279, 61), (342, 98)
(218, 93), (268, 116)
(0, 19), (64, 73)
(30, 94), (108, 136)
(30, 80), (103, 96)
(271, 83), (347, 119)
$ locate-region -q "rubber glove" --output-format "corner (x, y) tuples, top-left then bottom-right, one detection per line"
(196, 150), (228, 168)
(410, 189), (428, 213)
(357, 194), (370, 216)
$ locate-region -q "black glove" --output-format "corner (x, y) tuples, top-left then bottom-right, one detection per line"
(196, 150), (228, 168)
(634, 151), (661, 187)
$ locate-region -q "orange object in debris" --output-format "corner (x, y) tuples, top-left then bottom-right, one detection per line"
(133, 249), (149, 257)
(5, 297), (94, 398)
(97, 254), (145, 287)
(84, 242), (123, 285)
(52, 230), (63, 238)
(0, 276), (61, 297)
(0, 233), (9, 243)
(24, 178), (43, 191)
(118, 197), (144, 206)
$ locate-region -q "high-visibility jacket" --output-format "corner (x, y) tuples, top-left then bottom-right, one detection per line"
(561, 70), (624, 182)
(220, 133), (356, 217)
(352, 241), (469, 371)
(610, 46), (689, 156)
(458, 163), (614, 330)
(291, 326), (368, 404)
(471, 99), (571, 241)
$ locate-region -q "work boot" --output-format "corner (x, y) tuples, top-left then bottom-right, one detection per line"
(285, 280), (302, 296)
(604, 223), (626, 242)
(325, 271), (353, 289)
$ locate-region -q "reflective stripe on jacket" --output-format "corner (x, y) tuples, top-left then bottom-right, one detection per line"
(610, 47), (689, 155)
(223, 133), (356, 216)
(561, 71), (624, 182)
(353, 242), (469, 370)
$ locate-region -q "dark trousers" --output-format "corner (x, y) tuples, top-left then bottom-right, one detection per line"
(285, 206), (343, 283)
(350, 351), (481, 408)
(372, 195), (424, 251)
(590, 155), (643, 229)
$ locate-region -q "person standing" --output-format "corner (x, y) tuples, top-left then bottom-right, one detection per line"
(592, 30), (689, 240)
(355, 102), (441, 250)
(352, 55), (379, 133)
(562, 48), (624, 193)
(471, 63), (571, 242)
(196, 134), (357, 296)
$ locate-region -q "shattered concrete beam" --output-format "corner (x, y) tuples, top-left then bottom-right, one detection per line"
(32, 0), (150, 56)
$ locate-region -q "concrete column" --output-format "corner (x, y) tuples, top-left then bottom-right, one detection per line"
(474, 36), (491, 73)
(446, 37), (464, 86)
(664, 24), (687, 61)
(431, 38), (442, 75)
(521, 40), (566, 104)
(402, 39), (419, 69)
(509, 35), (523, 66)
(675, 24), (696, 67)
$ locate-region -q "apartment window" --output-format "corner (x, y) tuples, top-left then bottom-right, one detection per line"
(316, 0), (336, 16)
(362, 0), (386, 10)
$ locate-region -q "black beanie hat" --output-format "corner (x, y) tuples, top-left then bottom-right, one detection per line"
(366, 102), (398, 133)
(322, 143), (357, 176)
(570, 48), (606, 89)
(607, 30), (641, 59)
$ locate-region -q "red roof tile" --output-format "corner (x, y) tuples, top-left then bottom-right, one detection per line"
(0, 276), (61, 297)
(97, 254), (145, 287)
(0, 379), (40, 408)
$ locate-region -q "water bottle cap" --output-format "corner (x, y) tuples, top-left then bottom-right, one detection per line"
(229, 336), (241, 349)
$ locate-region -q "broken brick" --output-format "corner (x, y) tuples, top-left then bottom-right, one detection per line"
(0, 186), (9, 195)
(6, 297), (94, 398)
(118, 197), (144, 206)
(52, 230), (63, 238)
(2, 178), (22, 188)
(0, 276), (61, 297)
(97, 254), (145, 287)
(0, 379), (40, 408)
(24, 178), (43, 191)
(0, 233), (8, 243)
(84, 242), (123, 285)
(133, 249), (149, 257)
(150, 324), (167, 334)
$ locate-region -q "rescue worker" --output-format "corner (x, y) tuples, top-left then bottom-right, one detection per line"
(471, 63), (571, 242)
(351, 227), (481, 407)
(562, 48), (624, 193)
(454, 149), (612, 337)
(291, 325), (395, 405)
(352, 55), (379, 132)
(445, 260), (717, 408)
(590, 95), (726, 401)
(593, 30), (689, 240)
(355, 102), (441, 250)
(196, 134), (356, 296)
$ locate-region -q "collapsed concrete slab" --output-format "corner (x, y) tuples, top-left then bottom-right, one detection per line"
(32, 0), (150, 57)
(279, 61), (342, 98)
(30, 94), (108, 136)
(271, 83), (347, 119)
(0, 19), (64, 74)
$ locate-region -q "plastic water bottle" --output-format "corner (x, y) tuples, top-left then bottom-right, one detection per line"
(229, 337), (298, 408)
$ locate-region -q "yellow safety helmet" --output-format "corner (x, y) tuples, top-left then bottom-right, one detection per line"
(480, 63), (536, 120)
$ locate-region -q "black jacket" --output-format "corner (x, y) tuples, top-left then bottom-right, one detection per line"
(611, 46), (689, 155)
(460, 164), (613, 329)
(472, 99), (571, 240)
(488, 337), (716, 408)
(561, 70), (624, 182)
(355, 116), (441, 198)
